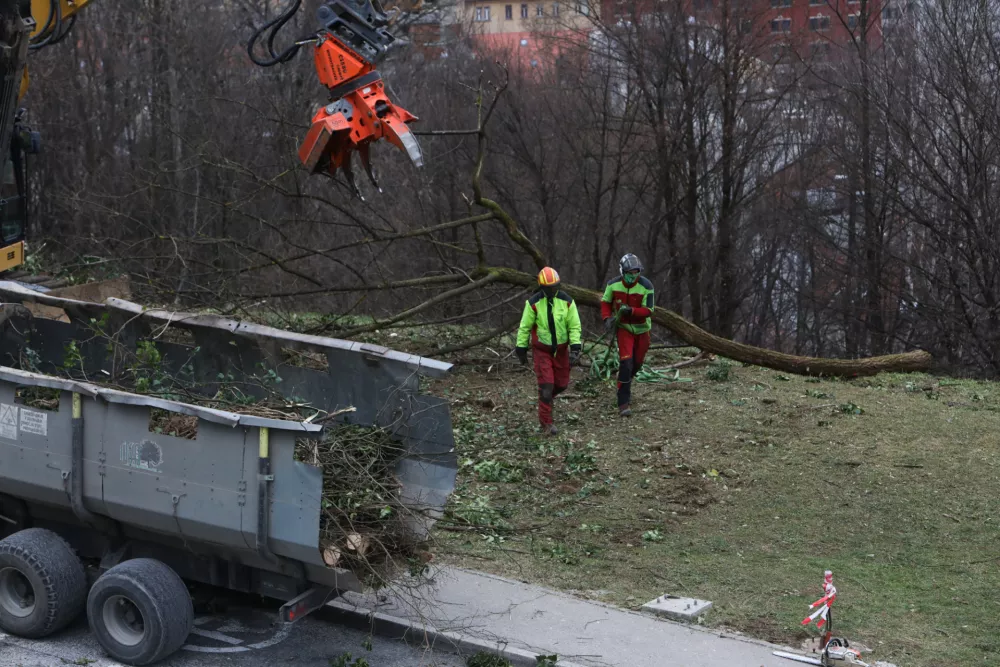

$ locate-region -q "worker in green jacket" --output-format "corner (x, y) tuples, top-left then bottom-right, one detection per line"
(515, 267), (583, 436)
(601, 253), (655, 416)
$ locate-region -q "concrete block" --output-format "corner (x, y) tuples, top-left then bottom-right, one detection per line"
(642, 594), (713, 622)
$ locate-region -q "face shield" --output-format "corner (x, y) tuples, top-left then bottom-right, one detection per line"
(622, 269), (640, 286)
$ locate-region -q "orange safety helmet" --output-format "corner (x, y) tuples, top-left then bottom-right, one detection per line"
(537, 267), (561, 287)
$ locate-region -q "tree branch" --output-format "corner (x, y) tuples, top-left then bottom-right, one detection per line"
(235, 213), (496, 277)
(430, 313), (522, 357)
(484, 266), (932, 377)
(339, 274), (500, 338)
(470, 68), (548, 270)
(235, 274), (466, 300)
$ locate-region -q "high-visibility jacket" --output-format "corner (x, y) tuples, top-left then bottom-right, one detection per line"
(516, 290), (583, 352)
(601, 276), (655, 334)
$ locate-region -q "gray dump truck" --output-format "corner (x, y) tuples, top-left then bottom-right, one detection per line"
(0, 281), (458, 665)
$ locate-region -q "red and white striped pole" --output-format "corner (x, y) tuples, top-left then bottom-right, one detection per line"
(801, 570), (836, 648)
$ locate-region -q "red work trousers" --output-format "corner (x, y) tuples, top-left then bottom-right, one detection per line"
(533, 343), (570, 427)
(616, 329), (650, 407)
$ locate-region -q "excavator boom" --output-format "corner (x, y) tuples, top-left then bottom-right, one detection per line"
(0, 1), (35, 273)
(0, 0), (94, 274)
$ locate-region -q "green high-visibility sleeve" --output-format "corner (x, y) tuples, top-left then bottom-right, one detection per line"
(516, 300), (535, 348)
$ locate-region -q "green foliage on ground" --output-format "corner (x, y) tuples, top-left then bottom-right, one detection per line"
(430, 351), (1000, 667)
(466, 653), (512, 667)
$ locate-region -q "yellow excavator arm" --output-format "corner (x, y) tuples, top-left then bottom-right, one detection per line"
(0, 0), (98, 272)
(18, 0), (95, 101)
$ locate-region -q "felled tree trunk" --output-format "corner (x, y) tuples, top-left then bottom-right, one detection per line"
(485, 267), (932, 378)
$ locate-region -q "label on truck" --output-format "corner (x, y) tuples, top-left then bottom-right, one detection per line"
(0, 404), (17, 440)
(120, 439), (163, 472)
(19, 409), (47, 436)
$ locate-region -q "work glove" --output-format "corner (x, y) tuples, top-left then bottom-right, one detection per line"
(618, 305), (633, 318)
(515, 347), (529, 366)
(569, 345), (582, 366)
(603, 317), (616, 332)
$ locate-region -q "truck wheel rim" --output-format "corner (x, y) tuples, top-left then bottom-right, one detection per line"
(102, 595), (145, 647)
(0, 567), (34, 618)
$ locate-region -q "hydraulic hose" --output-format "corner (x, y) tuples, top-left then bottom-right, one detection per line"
(46, 14), (77, 46)
(29, 0), (60, 51)
(247, 0), (308, 67)
(28, 0), (77, 51)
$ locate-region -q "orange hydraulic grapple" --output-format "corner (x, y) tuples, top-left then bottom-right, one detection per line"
(248, 0), (422, 199)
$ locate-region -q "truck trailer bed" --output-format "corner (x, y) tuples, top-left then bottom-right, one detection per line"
(0, 365), (359, 603)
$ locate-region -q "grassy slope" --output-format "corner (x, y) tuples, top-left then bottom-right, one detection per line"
(424, 349), (1000, 667)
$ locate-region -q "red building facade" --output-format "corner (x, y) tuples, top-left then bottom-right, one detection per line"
(599, 0), (896, 60)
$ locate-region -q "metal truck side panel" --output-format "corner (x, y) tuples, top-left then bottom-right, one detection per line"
(395, 454), (458, 541)
(0, 386), (72, 508)
(11, 315), (106, 373)
(0, 372), (362, 596)
(388, 394), (455, 461)
(99, 403), (251, 550)
(81, 392), (110, 518)
(266, 428), (324, 564)
(0, 282), (457, 558)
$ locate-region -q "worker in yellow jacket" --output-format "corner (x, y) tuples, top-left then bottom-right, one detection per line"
(515, 267), (583, 435)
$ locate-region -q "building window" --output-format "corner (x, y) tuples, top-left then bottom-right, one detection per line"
(693, 0), (713, 9)
(537, 4), (544, 15)
(740, 19), (752, 34)
(810, 41), (830, 59)
(809, 0), (824, 5)
(771, 17), (791, 32)
(552, 3), (559, 16)
(847, 13), (858, 29)
(505, 4), (513, 19)
(809, 14), (830, 31)
(521, 3), (529, 17)
(575, 1), (589, 15)
(475, 5), (491, 21)
(771, 0), (792, 7)
(771, 43), (790, 61)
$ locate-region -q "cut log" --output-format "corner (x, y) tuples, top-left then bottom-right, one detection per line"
(662, 351), (712, 371)
(322, 546), (342, 567)
(345, 533), (372, 556)
(484, 267), (932, 378)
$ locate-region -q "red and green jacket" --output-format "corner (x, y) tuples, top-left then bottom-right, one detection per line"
(601, 276), (655, 334)
(517, 290), (583, 353)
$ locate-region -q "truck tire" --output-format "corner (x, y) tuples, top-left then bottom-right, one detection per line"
(0, 527), (88, 638)
(87, 559), (193, 665)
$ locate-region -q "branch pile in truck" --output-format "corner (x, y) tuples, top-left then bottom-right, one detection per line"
(0, 280), (458, 584)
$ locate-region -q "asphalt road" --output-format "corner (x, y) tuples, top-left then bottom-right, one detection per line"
(0, 603), (467, 667)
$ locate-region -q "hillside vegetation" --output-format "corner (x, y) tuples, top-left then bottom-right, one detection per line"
(416, 343), (1000, 667)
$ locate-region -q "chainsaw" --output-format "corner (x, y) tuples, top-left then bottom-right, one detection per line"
(774, 638), (870, 666)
